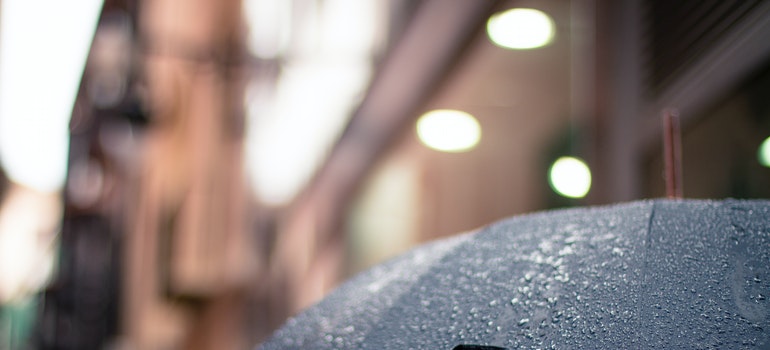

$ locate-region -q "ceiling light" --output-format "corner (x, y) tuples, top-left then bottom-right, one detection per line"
(416, 109), (481, 153)
(487, 8), (555, 50)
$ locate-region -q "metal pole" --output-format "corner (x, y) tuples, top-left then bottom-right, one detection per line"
(663, 108), (683, 198)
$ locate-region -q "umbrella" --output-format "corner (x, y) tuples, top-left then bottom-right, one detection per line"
(259, 199), (770, 349)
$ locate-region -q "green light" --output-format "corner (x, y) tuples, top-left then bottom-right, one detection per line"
(759, 136), (770, 168)
(549, 156), (591, 198)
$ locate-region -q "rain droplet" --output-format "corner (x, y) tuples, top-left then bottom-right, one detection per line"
(518, 318), (530, 326)
(511, 298), (520, 305)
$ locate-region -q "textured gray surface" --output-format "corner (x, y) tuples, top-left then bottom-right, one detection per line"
(259, 200), (770, 349)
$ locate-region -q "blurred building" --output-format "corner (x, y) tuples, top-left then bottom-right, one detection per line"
(0, 0), (769, 349)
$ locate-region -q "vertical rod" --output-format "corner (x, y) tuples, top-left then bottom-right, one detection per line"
(663, 108), (683, 198)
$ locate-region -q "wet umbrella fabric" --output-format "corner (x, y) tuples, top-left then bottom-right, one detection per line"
(259, 200), (770, 349)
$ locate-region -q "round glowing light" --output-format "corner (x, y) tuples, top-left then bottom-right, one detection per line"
(549, 156), (591, 198)
(416, 109), (481, 153)
(759, 136), (770, 168)
(486, 8), (555, 50)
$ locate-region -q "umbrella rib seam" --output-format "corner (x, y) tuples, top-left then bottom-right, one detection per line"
(638, 200), (657, 345)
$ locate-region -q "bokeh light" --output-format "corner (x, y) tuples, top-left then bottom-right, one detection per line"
(416, 109), (481, 153)
(486, 8), (555, 50)
(549, 156), (591, 198)
(758, 136), (770, 168)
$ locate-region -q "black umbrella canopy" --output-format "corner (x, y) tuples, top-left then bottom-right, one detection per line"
(259, 199), (770, 349)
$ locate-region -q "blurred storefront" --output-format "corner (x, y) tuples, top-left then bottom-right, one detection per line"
(0, 0), (769, 348)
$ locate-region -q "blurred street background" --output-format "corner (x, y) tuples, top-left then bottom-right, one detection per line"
(0, 0), (769, 348)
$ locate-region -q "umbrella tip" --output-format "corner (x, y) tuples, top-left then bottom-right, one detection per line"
(662, 108), (683, 199)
